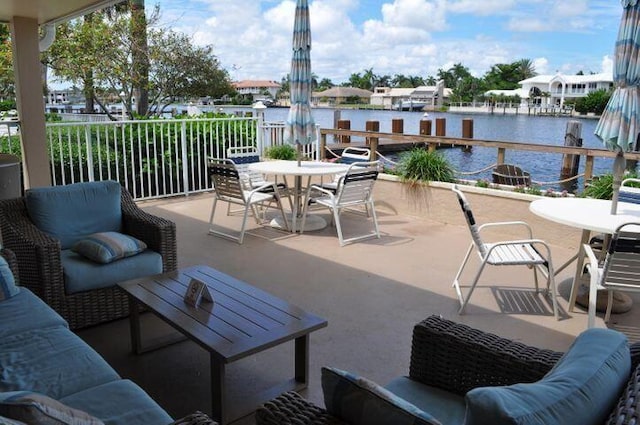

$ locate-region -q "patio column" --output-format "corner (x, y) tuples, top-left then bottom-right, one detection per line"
(11, 16), (52, 188)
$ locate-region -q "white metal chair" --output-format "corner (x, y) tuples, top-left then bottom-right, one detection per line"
(321, 147), (371, 193)
(301, 161), (380, 246)
(207, 158), (289, 244)
(589, 178), (640, 251)
(579, 222), (640, 328)
(451, 185), (559, 319)
(227, 146), (293, 210)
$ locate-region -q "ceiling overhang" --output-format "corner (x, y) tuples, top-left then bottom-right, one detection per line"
(0, 0), (122, 24)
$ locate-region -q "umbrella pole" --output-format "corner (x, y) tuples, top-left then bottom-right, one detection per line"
(611, 151), (626, 215)
(297, 143), (302, 167)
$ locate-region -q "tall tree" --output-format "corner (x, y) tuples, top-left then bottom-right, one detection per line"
(0, 24), (14, 100)
(130, 0), (149, 116)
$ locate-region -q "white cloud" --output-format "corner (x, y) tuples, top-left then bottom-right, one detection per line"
(152, 0), (620, 85)
(447, 0), (516, 16)
(601, 55), (613, 75)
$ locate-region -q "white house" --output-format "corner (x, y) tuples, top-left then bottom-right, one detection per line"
(485, 72), (613, 107)
(232, 80), (281, 100)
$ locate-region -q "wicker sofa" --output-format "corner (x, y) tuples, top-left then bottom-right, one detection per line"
(0, 248), (214, 425)
(0, 181), (177, 329)
(256, 315), (640, 425)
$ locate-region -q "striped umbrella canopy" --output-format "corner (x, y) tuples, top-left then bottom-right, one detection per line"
(284, 0), (316, 165)
(595, 0), (640, 213)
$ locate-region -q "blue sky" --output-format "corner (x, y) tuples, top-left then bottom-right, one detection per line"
(149, 0), (622, 84)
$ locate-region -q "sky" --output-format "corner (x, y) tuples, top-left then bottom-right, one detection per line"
(148, 0), (620, 84)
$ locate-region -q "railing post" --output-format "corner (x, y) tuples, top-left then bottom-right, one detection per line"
(584, 155), (594, 191)
(320, 133), (326, 160)
(84, 125), (95, 182)
(256, 115), (264, 156)
(180, 121), (189, 197)
(497, 147), (505, 165)
(337, 120), (351, 143)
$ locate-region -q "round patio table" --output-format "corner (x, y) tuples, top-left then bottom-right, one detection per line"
(530, 197), (640, 315)
(248, 160), (350, 232)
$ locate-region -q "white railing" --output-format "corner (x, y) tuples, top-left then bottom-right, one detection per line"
(0, 116), (320, 201)
(44, 117), (258, 200)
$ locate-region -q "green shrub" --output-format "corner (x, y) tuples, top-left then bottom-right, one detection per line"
(264, 144), (297, 160)
(395, 148), (455, 183)
(582, 171), (639, 199)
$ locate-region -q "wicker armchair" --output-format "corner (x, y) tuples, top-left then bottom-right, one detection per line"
(170, 411), (218, 425)
(256, 315), (640, 425)
(0, 185), (177, 329)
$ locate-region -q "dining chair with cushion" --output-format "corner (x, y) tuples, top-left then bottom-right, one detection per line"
(227, 146), (292, 210)
(301, 161), (380, 246)
(452, 185), (559, 319)
(208, 158), (289, 244)
(579, 222), (640, 328)
(321, 147), (371, 193)
(0, 180), (177, 329)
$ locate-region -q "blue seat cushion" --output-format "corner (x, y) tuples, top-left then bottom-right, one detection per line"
(61, 249), (162, 294)
(0, 326), (119, 399)
(464, 328), (631, 425)
(385, 377), (465, 425)
(25, 181), (123, 250)
(60, 380), (173, 425)
(0, 391), (103, 425)
(322, 367), (442, 425)
(0, 256), (19, 301)
(0, 288), (67, 338)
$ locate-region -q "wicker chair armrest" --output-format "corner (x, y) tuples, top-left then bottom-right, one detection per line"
(169, 411), (218, 425)
(256, 391), (348, 425)
(409, 315), (564, 395)
(606, 361), (640, 425)
(0, 199), (64, 301)
(120, 190), (177, 272)
(0, 248), (19, 281)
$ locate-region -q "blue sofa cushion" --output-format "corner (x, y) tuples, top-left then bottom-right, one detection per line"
(385, 377), (466, 425)
(322, 367), (442, 425)
(465, 328), (630, 425)
(60, 380), (173, 425)
(0, 256), (19, 301)
(61, 249), (162, 294)
(72, 232), (147, 264)
(25, 181), (123, 250)
(0, 288), (67, 339)
(0, 326), (120, 399)
(0, 391), (103, 425)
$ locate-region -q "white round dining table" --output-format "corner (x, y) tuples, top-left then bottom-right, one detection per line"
(530, 197), (640, 315)
(247, 160), (350, 232)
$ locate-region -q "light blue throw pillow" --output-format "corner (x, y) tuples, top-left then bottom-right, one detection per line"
(71, 232), (147, 264)
(0, 256), (19, 301)
(321, 367), (442, 425)
(464, 328), (630, 425)
(0, 391), (104, 425)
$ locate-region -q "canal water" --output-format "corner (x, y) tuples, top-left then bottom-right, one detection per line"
(257, 107), (613, 192)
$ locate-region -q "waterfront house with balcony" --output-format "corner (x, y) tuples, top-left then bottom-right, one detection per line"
(232, 80), (281, 102)
(486, 72), (613, 108)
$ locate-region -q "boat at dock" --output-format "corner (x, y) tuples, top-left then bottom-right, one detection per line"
(392, 100), (428, 111)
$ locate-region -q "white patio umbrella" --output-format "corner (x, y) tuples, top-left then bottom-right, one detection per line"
(594, 0), (640, 214)
(284, 0), (316, 167)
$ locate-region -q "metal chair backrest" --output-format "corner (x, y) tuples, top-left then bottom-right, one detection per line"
(340, 147), (371, 164)
(227, 146), (263, 184)
(619, 178), (640, 204)
(208, 158), (244, 201)
(452, 185), (487, 258)
(336, 161), (379, 204)
(600, 222), (640, 291)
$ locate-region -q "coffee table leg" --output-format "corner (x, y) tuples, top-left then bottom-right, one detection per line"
(128, 297), (142, 354)
(294, 335), (309, 386)
(211, 357), (226, 424)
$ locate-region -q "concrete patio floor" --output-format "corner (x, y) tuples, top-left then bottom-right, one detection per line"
(77, 180), (640, 424)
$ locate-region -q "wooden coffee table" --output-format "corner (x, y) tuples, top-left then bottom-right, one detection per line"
(117, 265), (327, 425)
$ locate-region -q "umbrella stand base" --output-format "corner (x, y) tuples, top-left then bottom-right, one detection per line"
(574, 283), (633, 314)
(269, 213), (327, 233)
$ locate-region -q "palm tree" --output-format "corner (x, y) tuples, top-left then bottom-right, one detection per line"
(515, 58), (536, 81)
